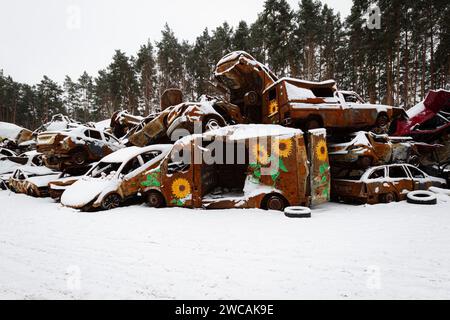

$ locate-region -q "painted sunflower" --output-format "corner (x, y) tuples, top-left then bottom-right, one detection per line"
(252, 143), (270, 165)
(171, 178), (191, 199)
(272, 138), (293, 158)
(315, 140), (328, 162)
(268, 100), (278, 115)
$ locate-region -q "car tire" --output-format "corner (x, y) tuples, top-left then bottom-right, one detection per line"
(72, 150), (87, 166)
(407, 191), (437, 205)
(358, 156), (373, 169)
(263, 194), (287, 211)
(202, 116), (224, 133)
(284, 206), (311, 218)
(381, 192), (396, 203)
(101, 193), (121, 210)
(147, 191), (166, 208)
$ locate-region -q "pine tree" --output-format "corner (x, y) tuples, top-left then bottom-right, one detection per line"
(232, 21), (251, 52)
(260, 0), (294, 75)
(136, 40), (158, 114)
(157, 24), (184, 92)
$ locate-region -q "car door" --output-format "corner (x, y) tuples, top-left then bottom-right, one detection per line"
(405, 165), (432, 191)
(119, 156), (144, 198)
(387, 165), (414, 200)
(161, 144), (196, 208)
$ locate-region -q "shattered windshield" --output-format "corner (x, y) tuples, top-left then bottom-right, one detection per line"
(89, 162), (122, 178)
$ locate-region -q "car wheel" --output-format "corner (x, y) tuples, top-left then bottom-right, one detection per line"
(203, 116), (223, 132)
(72, 151), (87, 166)
(305, 118), (322, 131)
(263, 194), (287, 211)
(358, 156), (373, 169)
(101, 193), (121, 210)
(381, 192), (395, 203)
(147, 191), (165, 208)
(407, 191), (437, 205)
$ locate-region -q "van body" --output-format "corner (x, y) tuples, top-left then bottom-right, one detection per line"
(140, 125), (330, 211)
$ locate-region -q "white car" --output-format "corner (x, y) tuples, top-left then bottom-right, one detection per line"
(61, 145), (172, 211)
(0, 151), (45, 189)
(9, 167), (60, 197)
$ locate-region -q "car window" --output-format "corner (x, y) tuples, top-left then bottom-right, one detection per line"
(407, 166), (426, 179)
(0, 149), (13, 156)
(268, 88), (277, 101)
(104, 133), (119, 144)
(18, 172), (26, 180)
(389, 166), (408, 179)
(90, 162), (122, 178)
(141, 150), (162, 164)
(369, 168), (385, 180)
(87, 130), (102, 140)
(121, 157), (142, 175)
(32, 155), (43, 166)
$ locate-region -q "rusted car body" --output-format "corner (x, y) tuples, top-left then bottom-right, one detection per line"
(0, 151), (45, 189)
(331, 164), (446, 205)
(328, 131), (436, 168)
(48, 164), (96, 201)
(37, 126), (123, 170)
(33, 114), (84, 136)
(60, 145), (172, 211)
(215, 51), (405, 133)
(127, 97), (245, 147)
(9, 167), (60, 197)
(394, 89), (450, 142)
(110, 111), (145, 139)
(140, 125), (330, 211)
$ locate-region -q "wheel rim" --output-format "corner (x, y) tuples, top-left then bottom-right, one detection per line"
(267, 196), (284, 211)
(73, 153), (86, 165)
(385, 193), (394, 203)
(205, 119), (221, 132)
(148, 193), (162, 207)
(377, 115), (389, 127)
(103, 194), (120, 210)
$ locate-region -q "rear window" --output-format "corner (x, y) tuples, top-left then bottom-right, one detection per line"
(141, 151), (162, 164)
(407, 166), (426, 179)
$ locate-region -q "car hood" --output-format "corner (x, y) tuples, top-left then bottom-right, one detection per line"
(61, 177), (119, 209)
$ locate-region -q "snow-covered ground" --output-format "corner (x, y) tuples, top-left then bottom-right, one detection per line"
(0, 190), (449, 300)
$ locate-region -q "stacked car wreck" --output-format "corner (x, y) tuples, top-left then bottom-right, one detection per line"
(0, 51), (448, 212)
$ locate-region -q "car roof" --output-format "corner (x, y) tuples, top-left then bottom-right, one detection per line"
(101, 145), (172, 163)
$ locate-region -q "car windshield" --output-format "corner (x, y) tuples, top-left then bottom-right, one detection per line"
(89, 162), (122, 178)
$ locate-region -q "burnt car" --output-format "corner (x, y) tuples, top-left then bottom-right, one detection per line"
(331, 164), (446, 205)
(0, 151), (46, 190)
(48, 164), (97, 201)
(36, 126), (123, 170)
(126, 96), (245, 147)
(139, 125), (330, 211)
(33, 114), (84, 136)
(61, 145), (172, 211)
(394, 89), (450, 142)
(215, 51), (406, 133)
(9, 167), (60, 197)
(328, 131), (436, 168)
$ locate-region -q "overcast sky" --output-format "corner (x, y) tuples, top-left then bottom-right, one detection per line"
(0, 0), (352, 85)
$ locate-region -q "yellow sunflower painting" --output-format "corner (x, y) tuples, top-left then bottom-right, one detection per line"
(272, 138), (293, 159)
(171, 178), (191, 199)
(315, 140), (328, 162)
(252, 143), (270, 165)
(268, 100), (278, 116)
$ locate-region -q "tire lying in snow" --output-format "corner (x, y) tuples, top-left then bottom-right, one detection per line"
(284, 206), (312, 218)
(407, 191), (437, 205)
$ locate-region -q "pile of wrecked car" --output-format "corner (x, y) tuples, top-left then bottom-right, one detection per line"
(0, 51), (448, 214)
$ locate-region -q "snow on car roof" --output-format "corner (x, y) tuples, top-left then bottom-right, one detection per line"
(0, 122), (25, 140)
(264, 77), (336, 94)
(179, 125), (302, 145)
(101, 145), (172, 163)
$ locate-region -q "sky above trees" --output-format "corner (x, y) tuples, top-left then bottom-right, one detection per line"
(0, 0), (352, 84)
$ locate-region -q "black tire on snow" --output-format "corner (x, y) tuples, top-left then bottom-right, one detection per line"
(407, 191), (437, 205)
